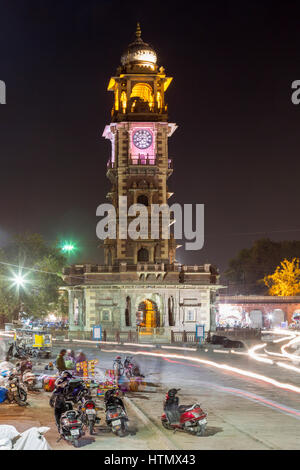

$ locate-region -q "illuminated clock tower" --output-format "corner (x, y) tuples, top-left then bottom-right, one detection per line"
(103, 23), (177, 267)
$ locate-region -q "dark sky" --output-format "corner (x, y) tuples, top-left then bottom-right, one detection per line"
(1, 0), (300, 273)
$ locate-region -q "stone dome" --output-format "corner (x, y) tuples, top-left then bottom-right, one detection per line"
(121, 23), (157, 67)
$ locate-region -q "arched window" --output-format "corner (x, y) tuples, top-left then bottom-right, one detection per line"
(138, 247), (149, 262)
(131, 83), (154, 105)
(157, 91), (162, 110)
(168, 296), (175, 326)
(114, 88), (119, 111)
(137, 194), (148, 206)
(121, 91), (127, 113)
(125, 296), (131, 327)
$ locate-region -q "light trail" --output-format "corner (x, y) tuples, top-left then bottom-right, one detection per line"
(273, 336), (295, 344)
(281, 336), (300, 361)
(101, 348), (300, 394)
(195, 380), (300, 420)
(248, 343), (274, 365)
(277, 362), (300, 374)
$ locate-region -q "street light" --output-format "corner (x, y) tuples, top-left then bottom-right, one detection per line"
(62, 244), (75, 253)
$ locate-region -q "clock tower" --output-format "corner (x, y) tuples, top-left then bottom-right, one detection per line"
(103, 23), (178, 267)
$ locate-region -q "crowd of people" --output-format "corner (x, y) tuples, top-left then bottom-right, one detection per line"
(54, 349), (87, 375)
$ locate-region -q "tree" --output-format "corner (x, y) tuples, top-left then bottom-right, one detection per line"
(224, 238), (300, 294)
(0, 233), (67, 321)
(264, 258), (300, 296)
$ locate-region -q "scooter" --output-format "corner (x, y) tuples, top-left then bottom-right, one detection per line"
(79, 396), (100, 435)
(59, 403), (84, 448)
(124, 356), (144, 379)
(104, 389), (129, 437)
(161, 389), (207, 436)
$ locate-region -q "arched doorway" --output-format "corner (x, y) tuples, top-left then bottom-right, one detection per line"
(137, 194), (148, 206)
(271, 309), (285, 327)
(137, 299), (160, 332)
(249, 310), (263, 328)
(125, 296), (131, 327)
(138, 247), (149, 262)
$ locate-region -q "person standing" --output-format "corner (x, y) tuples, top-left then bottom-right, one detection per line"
(56, 349), (67, 373)
(75, 350), (87, 376)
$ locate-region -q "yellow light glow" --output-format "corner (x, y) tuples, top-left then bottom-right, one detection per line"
(114, 87), (119, 111)
(107, 78), (116, 91)
(121, 91), (127, 113)
(163, 77), (173, 92)
(131, 83), (154, 104)
(157, 91), (162, 110)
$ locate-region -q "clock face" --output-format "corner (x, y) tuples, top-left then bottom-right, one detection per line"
(132, 129), (153, 150)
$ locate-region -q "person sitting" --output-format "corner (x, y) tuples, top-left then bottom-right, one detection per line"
(75, 350), (87, 376)
(164, 389), (181, 424)
(65, 349), (75, 370)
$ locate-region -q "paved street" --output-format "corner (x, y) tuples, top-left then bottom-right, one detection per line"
(1, 336), (299, 450)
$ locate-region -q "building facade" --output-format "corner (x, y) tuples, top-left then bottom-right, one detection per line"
(63, 25), (221, 340)
(217, 295), (300, 328)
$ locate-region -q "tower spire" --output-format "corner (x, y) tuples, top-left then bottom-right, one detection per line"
(136, 22), (142, 40)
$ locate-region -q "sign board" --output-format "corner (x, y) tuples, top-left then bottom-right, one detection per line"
(93, 325), (102, 340)
(196, 324), (205, 341)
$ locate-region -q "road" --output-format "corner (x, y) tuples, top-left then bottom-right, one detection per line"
(0, 334), (299, 450)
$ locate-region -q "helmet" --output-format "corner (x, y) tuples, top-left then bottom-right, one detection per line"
(61, 371), (72, 379)
(104, 388), (117, 402)
(115, 356), (122, 362)
(167, 388), (179, 397)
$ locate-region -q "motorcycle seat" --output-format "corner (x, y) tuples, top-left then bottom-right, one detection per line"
(178, 405), (193, 412)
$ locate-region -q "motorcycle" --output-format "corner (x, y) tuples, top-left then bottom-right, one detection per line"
(59, 402), (84, 448)
(50, 375), (89, 408)
(15, 360), (37, 391)
(6, 373), (28, 406)
(124, 356), (144, 379)
(22, 369), (38, 391)
(104, 389), (129, 437)
(79, 396), (100, 435)
(161, 389), (207, 436)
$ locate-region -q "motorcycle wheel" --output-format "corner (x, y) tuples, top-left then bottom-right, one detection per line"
(89, 421), (94, 435)
(196, 423), (206, 436)
(162, 420), (173, 430)
(15, 390), (27, 406)
(49, 395), (55, 407)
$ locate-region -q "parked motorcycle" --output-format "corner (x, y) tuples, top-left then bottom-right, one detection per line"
(22, 369), (38, 391)
(104, 389), (129, 437)
(64, 378), (90, 404)
(79, 396), (100, 435)
(50, 374), (89, 407)
(59, 403), (84, 448)
(124, 356), (144, 378)
(6, 373), (28, 406)
(161, 388), (207, 436)
(15, 360), (37, 391)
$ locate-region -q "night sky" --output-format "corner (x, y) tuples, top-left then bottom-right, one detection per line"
(1, 0), (300, 274)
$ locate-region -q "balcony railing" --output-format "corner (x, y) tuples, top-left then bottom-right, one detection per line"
(106, 157), (173, 169)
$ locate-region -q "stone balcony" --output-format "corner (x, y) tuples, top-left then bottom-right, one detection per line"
(63, 262), (219, 286)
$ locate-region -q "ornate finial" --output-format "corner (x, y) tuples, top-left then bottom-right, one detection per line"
(136, 22), (142, 40)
